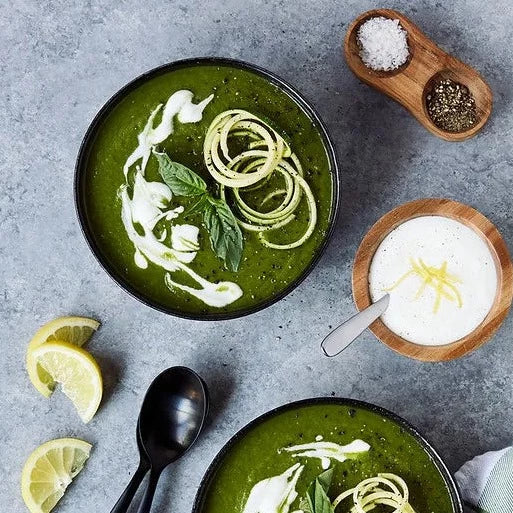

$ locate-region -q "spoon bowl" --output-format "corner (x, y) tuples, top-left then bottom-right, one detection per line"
(138, 366), (209, 470)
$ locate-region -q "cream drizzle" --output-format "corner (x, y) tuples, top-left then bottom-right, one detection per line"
(123, 90), (214, 178)
(242, 463), (304, 513)
(281, 439), (370, 470)
(171, 224), (200, 252)
(119, 90), (243, 308)
(241, 439), (371, 513)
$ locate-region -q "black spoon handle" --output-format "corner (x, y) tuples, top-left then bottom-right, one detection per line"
(135, 469), (161, 513)
(110, 462), (149, 513)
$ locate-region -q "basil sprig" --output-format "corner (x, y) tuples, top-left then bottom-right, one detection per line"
(153, 150), (207, 197)
(153, 149), (243, 272)
(303, 469), (334, 513)
(203, 196), (243, 273)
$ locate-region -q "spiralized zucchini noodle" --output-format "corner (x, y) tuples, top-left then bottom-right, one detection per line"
(203, 109), (317, 250)
(333, 473), (417, 513)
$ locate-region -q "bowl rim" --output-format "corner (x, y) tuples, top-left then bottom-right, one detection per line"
(192, 396), (463, 513)
(352, 198), (513, 361)
(74, 57), (340, 320)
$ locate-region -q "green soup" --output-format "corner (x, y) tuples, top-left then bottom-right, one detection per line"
(196, 402), (457, 513)
(80, 62), (336, 317)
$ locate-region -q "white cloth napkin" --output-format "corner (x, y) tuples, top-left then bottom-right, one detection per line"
(455, 446), (513, 512)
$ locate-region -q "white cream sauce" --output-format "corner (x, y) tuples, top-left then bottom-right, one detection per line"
(281, 439), (370, 470)
(242, 463), (304, 513)
(123, 90), (214, 178)
(171, 224), (200, 252)
(241, 438), (370, 513)
(119, 90), (243, 308)
(369, 216), (497, 345)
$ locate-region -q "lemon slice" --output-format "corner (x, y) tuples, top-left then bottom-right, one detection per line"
(26, 316), (100, 397)
(21, 438), (91, 513)
(32, 341), (103, 423)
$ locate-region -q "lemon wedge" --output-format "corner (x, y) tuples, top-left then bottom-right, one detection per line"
(26, 316), (100, 397)
(21, 438), (91, 513)
(32, 341), (103, 423)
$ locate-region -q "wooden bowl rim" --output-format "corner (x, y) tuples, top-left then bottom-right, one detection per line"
(352, 198), (513, 361)
(344, 9), (493, 142)
(420, 68), (493, 141)
(344, 8), (415, 78)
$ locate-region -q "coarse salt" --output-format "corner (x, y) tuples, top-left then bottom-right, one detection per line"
(357, 16), (409, 71)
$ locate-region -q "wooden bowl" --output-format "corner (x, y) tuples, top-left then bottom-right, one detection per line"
(344, 9), (493, 141)
(352, 199), (513, 361)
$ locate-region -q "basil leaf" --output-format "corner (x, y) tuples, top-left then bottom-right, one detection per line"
(203, 196), (243, 272)
(316, 468), (334, 492)
(314, 480), (334, 513)
(152, 149), (244, 270)
(153, 150), (207, 197)
(306, 469), (334, 513)
(186, 194), (209, 216)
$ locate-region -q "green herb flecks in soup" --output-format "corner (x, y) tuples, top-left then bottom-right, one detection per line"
(84, 65), (334, 316)
(197, 404), (455, 513)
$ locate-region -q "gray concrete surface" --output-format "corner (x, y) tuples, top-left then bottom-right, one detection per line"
(2, 1), (513, 511)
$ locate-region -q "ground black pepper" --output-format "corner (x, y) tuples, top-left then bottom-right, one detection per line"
(426, 78), (477, 132)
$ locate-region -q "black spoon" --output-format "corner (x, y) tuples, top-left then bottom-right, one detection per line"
(110, 366), (209, 513)
(110, 420), (150, 513)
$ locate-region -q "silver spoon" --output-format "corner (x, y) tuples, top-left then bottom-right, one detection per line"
(321, 294), (390, 357)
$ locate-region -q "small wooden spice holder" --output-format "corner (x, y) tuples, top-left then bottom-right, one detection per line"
(352, 199), (513, 361)
(344, 9), (493, 141)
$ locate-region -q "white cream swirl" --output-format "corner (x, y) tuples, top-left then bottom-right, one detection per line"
(119, 90), (243, 308)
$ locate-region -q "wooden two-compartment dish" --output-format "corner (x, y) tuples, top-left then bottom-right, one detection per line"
(352, 199), (513, 361)
(344, 9), (493, 141)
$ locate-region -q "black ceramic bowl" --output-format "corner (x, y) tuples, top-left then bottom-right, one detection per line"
(75, 57), (340, 320)
(193, 398), (463, 513)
